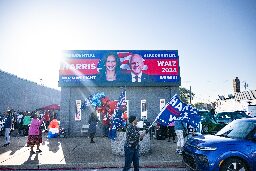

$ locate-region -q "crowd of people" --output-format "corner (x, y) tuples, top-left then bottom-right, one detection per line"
(1, 108), (59, 151)
(1, 106), (194, 170)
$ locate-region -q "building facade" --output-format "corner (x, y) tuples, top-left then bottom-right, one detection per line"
(59, 50), (181, 136)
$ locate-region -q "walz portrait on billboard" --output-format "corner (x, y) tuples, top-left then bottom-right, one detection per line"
(59, 50), (180, 87)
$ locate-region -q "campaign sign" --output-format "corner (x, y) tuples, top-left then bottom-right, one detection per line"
(59, 50), (181, 87)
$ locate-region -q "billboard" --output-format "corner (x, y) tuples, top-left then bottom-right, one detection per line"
(59, 50), (180, 87)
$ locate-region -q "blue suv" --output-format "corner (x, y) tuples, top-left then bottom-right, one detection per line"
(182, 118), (256, 171)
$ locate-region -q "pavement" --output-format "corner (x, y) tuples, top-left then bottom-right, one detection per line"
(0, 133), (186, 170)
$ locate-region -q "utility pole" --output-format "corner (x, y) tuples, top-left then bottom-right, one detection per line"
(244, 82), (248, 90)
(189, 86), (192, 104)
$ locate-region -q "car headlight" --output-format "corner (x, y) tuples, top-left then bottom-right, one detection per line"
(197, 146), (217, 151)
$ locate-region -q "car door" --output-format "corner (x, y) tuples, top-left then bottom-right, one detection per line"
(249, 128), (256, 170)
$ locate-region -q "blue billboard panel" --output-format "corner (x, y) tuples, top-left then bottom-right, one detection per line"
(59, 50), (180, 87)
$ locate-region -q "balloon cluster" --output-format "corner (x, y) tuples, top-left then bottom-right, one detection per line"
(81, 92), (105, 109)
(81, 92), (118, 123)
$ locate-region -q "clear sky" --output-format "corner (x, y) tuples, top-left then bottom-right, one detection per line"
(0, 0), (255, 103)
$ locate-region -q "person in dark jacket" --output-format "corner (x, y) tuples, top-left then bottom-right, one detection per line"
(3, 110), (12, 147)
(123, 115), (146, 171)
(88, 112), (99, 143)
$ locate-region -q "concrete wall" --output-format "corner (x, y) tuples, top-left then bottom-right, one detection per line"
(60, 86), (179, 136)
(0, 70), (61, 113)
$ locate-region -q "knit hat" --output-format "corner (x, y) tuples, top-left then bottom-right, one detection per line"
(129, 115), (137, 123)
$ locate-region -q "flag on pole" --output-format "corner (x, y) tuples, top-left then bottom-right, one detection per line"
(109, 90), (126, 140)
(116, 90), (126, 110)
(156, 94), (186, 126)
(156, 94), (201, 128)
(181, 104), (201, 128)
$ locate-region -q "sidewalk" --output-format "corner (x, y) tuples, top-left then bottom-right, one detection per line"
(0, 134), (185, 170)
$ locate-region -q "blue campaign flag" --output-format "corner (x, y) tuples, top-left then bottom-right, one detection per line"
(156, 94), (201, 128)
(156, 94), (186, 126)
(181, 104), (201, 128)
(109, 90), (126, 140)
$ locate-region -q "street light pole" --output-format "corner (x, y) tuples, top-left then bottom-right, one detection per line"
(244, 82), (248, 90)
(190, 85), (192, 104)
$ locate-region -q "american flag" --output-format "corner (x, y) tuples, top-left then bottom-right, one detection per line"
(116, 90), (126, 110)
(109, 90), (126, 140)
(118, 52), (132, 70)
(117, 52), (148, 71)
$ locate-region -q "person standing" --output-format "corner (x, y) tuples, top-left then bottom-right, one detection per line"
(123, 115), (146, 171)
(167, 121), (176, 142)
(27, 113), (45, 154)
(3, 110), (12, 147)
(101, 107), (111, 137)
(88, 112), (99, 143)
(17, 112), (24, 135)
(174, 120), (186, 155)
(44, 110), (50, 131)
(22, 112), (32, 136)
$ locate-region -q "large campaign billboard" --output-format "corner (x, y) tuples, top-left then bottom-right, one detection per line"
(59, 50), (180, 87)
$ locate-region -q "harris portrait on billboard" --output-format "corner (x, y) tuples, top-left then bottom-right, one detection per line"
(96, 52), (122, 82)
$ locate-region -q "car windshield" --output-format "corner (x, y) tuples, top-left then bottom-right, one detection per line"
(199, 111), (214, 120)
(216, 120), (256, 139)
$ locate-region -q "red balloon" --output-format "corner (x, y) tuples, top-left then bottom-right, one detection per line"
(108, 101), (117, 114)
(101, 97), (110, 106)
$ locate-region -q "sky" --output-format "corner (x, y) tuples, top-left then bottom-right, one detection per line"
(0, 0), (255, 103)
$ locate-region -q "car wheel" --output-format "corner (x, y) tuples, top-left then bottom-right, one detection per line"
(220, 158), (249, 171)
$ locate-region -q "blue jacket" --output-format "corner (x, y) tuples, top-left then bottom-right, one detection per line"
(4, 115), (12, 128)
(174, 120), (186, 131)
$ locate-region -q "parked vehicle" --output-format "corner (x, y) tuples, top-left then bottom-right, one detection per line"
(198, 110), (224, 134)
(182, 118), (256, 171)
(247, 104), (256, 117)
(215, 111), (250, 124)
(199, 110), (251, 134)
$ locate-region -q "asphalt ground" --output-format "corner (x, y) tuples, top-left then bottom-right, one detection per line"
(0, 133), (186, 170)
